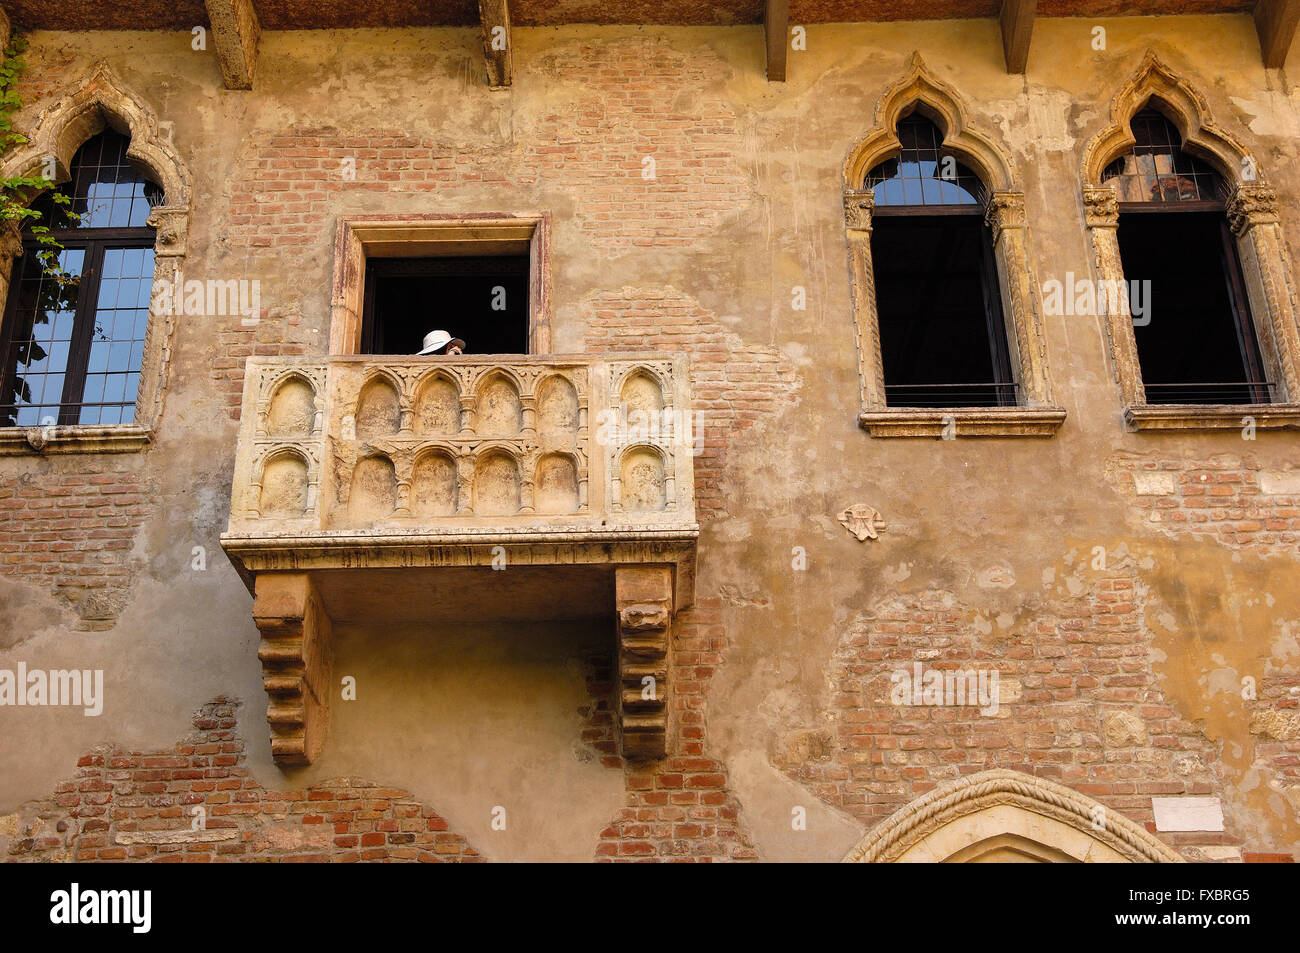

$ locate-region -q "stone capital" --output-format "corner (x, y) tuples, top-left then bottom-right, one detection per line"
(1082, 186), (1119, 228)
(1227, 184), (1279, 236)
(146, 204), (189, 257)
(843, 189), (875, 232)
(984, 191), (1025, 243)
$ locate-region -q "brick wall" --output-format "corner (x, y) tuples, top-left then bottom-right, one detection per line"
(2, 698), (481, 863)
(0, 461), (150, 629)
(225, 38), (744, 255)
(777, 564), (1246, 856)
(1108, 455), (1300, 551)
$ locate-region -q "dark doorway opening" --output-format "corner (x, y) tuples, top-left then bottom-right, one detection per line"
(361, 255), (530, 355)
(872, 214), (1015, 407)
(1116, 211), (1268, 404)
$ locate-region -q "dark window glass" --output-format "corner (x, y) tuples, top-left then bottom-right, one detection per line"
(864, 114), (1013, 407)
(1, 132), (159, 427)
(1106, 108), (1269, 404)
(1117, 213), (1266, 404)
(873, 216), (1013, 407)
(362, 256), (530, 356)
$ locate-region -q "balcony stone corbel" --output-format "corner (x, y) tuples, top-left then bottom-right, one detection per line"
(616, 566), (673, 760)
(253, 573), (333, 766)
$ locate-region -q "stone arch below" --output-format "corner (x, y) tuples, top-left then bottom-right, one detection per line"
(843, 770), (1185, 863)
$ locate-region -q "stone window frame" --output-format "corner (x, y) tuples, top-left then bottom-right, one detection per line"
(1080, 52), (1300, 432)
(843, 54), (1065, 438)
(0, 64), (191, 455)
(330, 213), (552, 357)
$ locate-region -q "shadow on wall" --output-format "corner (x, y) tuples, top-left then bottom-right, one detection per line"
(278, 618), (630, 863)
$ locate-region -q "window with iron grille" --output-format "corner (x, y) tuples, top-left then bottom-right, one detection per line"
(1103, 108), (1269, 405)
(865, 113), (1015, 408)
(0, 131), (162, 427)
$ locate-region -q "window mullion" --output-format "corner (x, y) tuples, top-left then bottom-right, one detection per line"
(59, 240), (106, 425)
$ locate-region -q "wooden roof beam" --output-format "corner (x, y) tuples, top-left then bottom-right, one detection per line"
(1000, 0), (1035, 74)
(204, 0), (260, 90)
(478, 0), (512, 88)
(1256, 0), (1300, 68)
(766, 0), (789, 82)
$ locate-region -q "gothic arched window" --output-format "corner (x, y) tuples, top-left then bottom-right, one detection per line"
(1102, 108), (1267, 405)
(864, 113), (1014, 408)
(0, 131), (162, 427)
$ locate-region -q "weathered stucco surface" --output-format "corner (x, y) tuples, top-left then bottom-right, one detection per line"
(1, 14), (1299, 861)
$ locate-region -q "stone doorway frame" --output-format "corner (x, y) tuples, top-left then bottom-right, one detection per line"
(329, 213), (553, 357)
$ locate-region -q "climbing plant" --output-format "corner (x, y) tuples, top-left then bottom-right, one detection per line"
(0, 33), (77, 273)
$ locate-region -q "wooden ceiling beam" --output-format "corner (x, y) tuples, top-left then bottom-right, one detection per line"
(766, 0), (789, 82)
(999, 0), (1035, 74)
(204, 0), (261, 90)
(478, 0), (512, 88)
(1255, 0), (1300, 68)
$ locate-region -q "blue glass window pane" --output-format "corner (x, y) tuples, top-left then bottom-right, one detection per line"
(864, 115), (986, 208)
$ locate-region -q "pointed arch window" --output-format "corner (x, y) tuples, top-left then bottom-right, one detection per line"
(863, 113), (1014, 408)
(1100, 109), (1268, 405)
(0, 131), (162, 427)
(1081, 55), (1300, 431)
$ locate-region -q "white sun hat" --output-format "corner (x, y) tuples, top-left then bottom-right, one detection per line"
(417, 330), (466, 355)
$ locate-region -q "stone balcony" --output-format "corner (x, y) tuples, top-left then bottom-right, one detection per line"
(221, 353), (698, 765)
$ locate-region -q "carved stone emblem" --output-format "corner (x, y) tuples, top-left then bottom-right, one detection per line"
(838, 504), (885, 541)
(24, 426), (51, 453)
(619, 602), (670, 632)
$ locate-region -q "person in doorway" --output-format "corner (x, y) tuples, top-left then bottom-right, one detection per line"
(417, 329), (466, 356)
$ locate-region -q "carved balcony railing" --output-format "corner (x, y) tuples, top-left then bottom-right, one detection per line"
(221, 353), (698, 765)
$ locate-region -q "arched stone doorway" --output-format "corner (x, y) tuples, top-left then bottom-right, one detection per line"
(844, 769), (1184, 863)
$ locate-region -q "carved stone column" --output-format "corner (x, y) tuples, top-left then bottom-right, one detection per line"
(1083, 185), (1145, 407)
(615, 565), (673, 760)
(843, 189), (886, 409)
(0, 222), (23, 317)
(140, 204), (190, 427)
(1228, 184), (1300, 403)
(253, 573), (333, 765)
(986, 191), (1052, 405)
